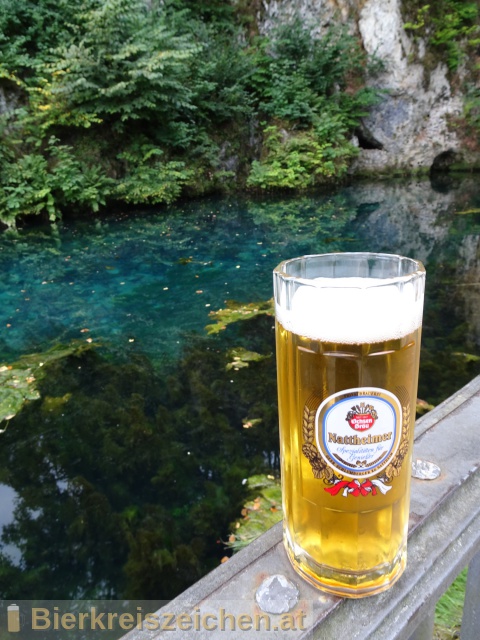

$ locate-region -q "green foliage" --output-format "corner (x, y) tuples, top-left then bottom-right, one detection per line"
(0, 0), (81, 73)
(189, 31), (255, 127)
(162, 0), (235, 25)
(116, 144), (193, 205)
(431, 2), (479, 71)
(403, 4), (431, 30)
(0, 2), (381, 224)
(254, 21), (374, 126)
(247, 124), (358, 190)
(225, 474), (282, 552)
(245, 21), (379, 189)
(0, 136), (113, 226)
(464, 83), (480, 140)
(434, 567), (468, 638)
(36, 0), (201, 127)
(403, 1), (480, 71)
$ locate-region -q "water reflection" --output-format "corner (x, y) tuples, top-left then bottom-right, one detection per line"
(0, 484), (19, 564)
(0, 176), (479, 599)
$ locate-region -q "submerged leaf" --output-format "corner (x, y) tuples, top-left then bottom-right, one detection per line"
(226, 348), (270, 371)
(242, 417), (263, 429)
(0, 341), (94, 428)
(205, 299), (274, 334)
(0, 387), (26, 422)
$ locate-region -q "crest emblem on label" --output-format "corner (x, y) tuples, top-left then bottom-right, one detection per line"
(346, 403), (377, 431)
(315, 388), (402, 479)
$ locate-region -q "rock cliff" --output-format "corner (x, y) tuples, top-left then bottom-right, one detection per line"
(258, 0), (480, 174)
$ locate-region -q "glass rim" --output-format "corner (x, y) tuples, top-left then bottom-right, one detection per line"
(274, 252), (425, 288)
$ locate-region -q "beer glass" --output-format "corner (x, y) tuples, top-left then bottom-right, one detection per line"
(273, 253), (425, 597)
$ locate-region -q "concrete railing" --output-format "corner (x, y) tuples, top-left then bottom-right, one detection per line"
(122, 375), (480, 639)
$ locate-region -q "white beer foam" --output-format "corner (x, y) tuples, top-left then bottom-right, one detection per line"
(276, 277), (423, 344)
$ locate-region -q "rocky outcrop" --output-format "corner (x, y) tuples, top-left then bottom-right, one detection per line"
(258, 0), (480, 174)
(355, 0), (467, 174)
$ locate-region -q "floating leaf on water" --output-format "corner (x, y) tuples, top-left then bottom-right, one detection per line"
(206, 299), (274, 335)
(226, 348), (270, 371)
(242, 417), (263, 429)
(0, 387), (26, 422)
(0, 341), (95, 430)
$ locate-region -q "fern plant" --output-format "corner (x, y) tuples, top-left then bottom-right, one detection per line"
(0, 136), (113, 226)
(404, 1), (480, 71)
(116, 144), (193, 205)
(247, 124), (358, 190)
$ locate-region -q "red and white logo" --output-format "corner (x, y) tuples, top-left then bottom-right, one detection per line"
(315, 388), (401, 480)
(346, 403), (378, 431)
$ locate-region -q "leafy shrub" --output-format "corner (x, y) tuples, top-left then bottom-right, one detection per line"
(430, 1), (479, 71)
(35, 0), (200, 128)
(404, 1), (480, 71)
(247, 123), (358, 190)
(0, 0), (81, 73)
(0, 137), (112, 226)
(246, 21), (378, 189)
(115, 144), (193, 205)
(0, 2), (382, 223)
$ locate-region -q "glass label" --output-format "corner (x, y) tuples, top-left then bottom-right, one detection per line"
(315, 387), (402, 479)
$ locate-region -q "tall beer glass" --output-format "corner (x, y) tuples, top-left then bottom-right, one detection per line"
(273, 253), (425, 597)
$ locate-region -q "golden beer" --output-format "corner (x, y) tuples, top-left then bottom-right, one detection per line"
(274, 253), (425, 597)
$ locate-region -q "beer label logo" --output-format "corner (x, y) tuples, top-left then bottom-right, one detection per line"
(346, 403), (378, 431)
(302, 387), (410, 498)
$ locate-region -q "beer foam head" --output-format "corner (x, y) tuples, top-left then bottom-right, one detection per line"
(276, 277), (424, 343)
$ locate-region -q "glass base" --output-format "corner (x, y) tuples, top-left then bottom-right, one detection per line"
(284, 531), (406, 598)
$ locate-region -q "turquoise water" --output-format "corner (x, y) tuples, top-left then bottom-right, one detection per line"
(0, 176), (479, 600)
(0, 191), (373, 364)
(2, 179), (479, 373)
